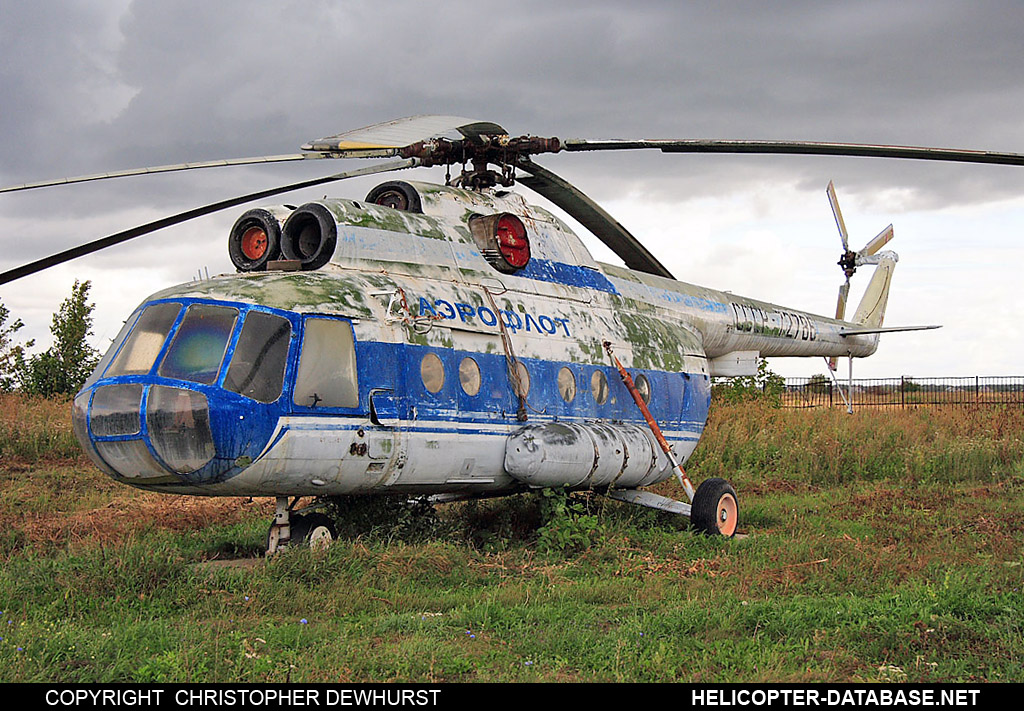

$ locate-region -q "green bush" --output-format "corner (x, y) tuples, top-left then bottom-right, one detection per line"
(711, 359), (785, 407)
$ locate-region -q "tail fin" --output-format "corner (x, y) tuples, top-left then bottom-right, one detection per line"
(850, 253), (897, 328)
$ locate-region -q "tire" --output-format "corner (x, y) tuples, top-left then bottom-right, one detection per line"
(288, 512), (337, 550)
(690, 477), (739, 537)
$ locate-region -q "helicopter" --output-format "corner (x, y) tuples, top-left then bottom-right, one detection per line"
(4, 115), (1017, 551)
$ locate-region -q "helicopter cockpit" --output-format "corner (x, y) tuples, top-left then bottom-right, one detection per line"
(70, 297), (358, 492)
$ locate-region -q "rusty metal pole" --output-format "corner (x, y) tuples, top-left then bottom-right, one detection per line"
(603, 341), (696, 501)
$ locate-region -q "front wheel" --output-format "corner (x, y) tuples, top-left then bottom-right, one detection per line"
(691, 478), (739, 537)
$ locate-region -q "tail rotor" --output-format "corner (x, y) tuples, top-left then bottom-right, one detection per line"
(826, 181), (895, 370)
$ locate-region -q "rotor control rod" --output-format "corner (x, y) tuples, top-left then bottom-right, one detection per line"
(603, 340), (696, 501)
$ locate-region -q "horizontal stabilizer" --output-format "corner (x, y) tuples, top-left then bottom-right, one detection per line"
(839, 324), (942, 336)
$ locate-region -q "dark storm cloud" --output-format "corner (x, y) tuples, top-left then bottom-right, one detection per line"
(0, 0), (1021, 380)
(3, 0), (1024, 253)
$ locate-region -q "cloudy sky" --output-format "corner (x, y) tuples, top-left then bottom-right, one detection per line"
(2, 0), (1023, 379)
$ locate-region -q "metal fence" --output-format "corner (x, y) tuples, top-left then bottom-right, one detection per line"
(781, 376), (1024, 408)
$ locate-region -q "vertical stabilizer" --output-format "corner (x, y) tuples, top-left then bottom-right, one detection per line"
(850, 253), (897, 328)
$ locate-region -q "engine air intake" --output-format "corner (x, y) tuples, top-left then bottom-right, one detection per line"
(365, 180), (422, 213)
(228, 207), (289, 271)
(281, 203), (338, 271)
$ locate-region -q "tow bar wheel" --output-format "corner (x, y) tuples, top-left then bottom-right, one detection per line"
(691, 477), (739, 537)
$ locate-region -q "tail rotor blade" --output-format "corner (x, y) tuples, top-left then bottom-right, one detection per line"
(862, 224), (894, 256)
(826, 181), (849, 251)
(828, 280), (850, 372)
(835, 280), (850, 321)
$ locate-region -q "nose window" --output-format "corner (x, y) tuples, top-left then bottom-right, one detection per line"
(158, 304), (239, 384)
(146, 385), (216, 473)
(90, 384), (144, 436)
(223, 311), (292, 403)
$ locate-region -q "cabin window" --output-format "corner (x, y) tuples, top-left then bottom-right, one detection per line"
(420, 353), (445, 394)
(557, 367), (576, 403)
(591, 370), (609, 405)
(459, 356), (481, 396)
(634, 373), (651, 405)
(293, 318), (359, 408)
(105, 302), (181, 377)
(224, 311), (292, 403)
(158, 304), (239, 385)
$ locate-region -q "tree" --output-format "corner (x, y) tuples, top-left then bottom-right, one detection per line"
(807, 373), (831, 394)
(19, 281), (100, 397)
(0, 298), (32, 392)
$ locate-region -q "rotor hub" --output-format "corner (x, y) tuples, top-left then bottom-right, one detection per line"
(399, 135), (561, 189)
(838, 249), (858, 278)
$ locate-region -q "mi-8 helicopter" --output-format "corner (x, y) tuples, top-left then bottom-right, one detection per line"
(5, 115), (1016, 551)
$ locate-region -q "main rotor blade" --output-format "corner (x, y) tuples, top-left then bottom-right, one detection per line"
(515, 158), (675, 280)
(826, 181), (849, 251)
(2, 116), (508, 194)
(562, 138), (1024, 167)
(0, 153), (329, 194)
(0, 158), (418, 286)
(303, 115), (507, 153)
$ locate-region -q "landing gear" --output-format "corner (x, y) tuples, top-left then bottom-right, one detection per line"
(690, 477), (739, 537)
(265, 497), (337, 555)
(290, 512), (336, 550)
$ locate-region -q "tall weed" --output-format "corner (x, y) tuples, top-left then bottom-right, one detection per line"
(0, 394), (81, 462)
(690, 403), (1024, 486)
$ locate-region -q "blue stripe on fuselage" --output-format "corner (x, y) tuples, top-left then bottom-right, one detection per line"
(513, 258), (619, 293)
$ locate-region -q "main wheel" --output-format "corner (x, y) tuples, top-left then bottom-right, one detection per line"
(288, 512), (337, 550)
(691, 478), (739, 537)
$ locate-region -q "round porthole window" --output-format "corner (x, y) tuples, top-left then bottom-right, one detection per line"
(557, 367), (576, 403)
(634, 373), (651, 405)
(459, 357), (481, 396)
(420, 353), (445, 394)
(591, 370), (608, 405)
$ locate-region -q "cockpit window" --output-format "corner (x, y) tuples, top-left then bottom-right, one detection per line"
(223, 311), (292, 403)
(105, 302), (182, 377)
(293, 318), (358, 408)
(158, 304), (238, 384)
(85, 308), (142, 388)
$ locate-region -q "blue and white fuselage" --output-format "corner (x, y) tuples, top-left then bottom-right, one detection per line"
(71, 180), (887, 498)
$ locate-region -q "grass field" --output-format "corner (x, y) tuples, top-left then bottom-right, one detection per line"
(0, 394), (1021, 683)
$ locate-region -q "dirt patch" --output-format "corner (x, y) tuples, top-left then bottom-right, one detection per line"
(19, 493), (268, 549)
